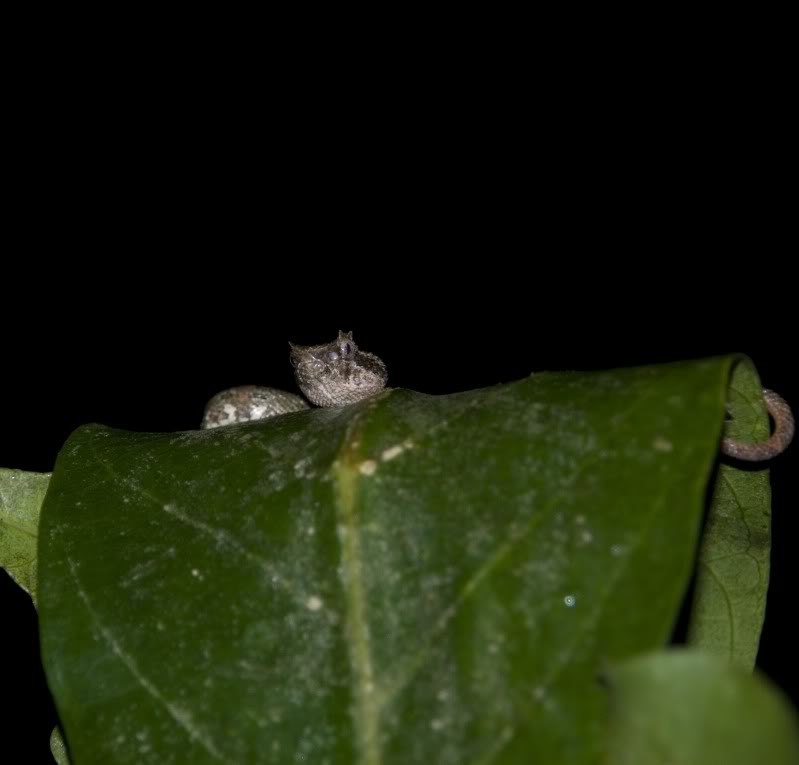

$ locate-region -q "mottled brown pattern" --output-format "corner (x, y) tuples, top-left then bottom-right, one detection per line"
(290, 330), (387, 408)
(721, 388), (795, 461)
(201, 331), (386, 429)
(201, 386), (309, 429)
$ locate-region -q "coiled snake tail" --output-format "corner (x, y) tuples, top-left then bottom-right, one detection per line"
(720, 388), (794, 461)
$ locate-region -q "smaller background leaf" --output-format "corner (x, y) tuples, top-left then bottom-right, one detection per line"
(604, 649), (799, 765)
(687, 358), (772, 668)
(50, 726), (70, 765)
(0, 467), (51, 606)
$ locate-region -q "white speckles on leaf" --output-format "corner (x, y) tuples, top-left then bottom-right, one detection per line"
(294, 457), (313, 479)
(65, 558), (224, 759)
(564, 595), (576, 607)
(381, 445), (403, 461)
(358, 460), (378, 476)
(380, 439), (415, 462)
(305, 595), (323, 611)
(652, 436), (673, 452)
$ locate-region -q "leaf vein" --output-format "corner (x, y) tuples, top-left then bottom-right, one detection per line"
(66, 557), (224, 760)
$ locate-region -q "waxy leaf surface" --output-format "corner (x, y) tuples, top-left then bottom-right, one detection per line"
(39, 359), (737, 764)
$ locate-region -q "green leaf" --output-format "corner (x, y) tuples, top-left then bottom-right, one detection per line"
(686, 359), (772, 668)
(39, 358), (734, 764)
(51, 726), (71, 765)
(603, 649), (799, 765)
(0, 467), (51, 606)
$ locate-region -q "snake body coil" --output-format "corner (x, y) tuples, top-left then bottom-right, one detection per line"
(720, 388), (794, 461)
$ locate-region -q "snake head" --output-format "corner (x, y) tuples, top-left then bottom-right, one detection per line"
(289, 331), (387, 407)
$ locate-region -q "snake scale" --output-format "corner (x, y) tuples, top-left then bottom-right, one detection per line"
(201, 331), (387, 428)
(201, 331), (794, 461)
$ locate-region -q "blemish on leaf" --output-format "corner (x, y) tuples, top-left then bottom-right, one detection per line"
(381, 439), (415, 462)
(358, 460), (378, 476)
(305, 595), (323, 611)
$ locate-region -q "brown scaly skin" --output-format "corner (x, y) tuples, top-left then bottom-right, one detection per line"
(201, 331), (387, 429)
(721, 388), (795, 461)
(289, 330), (387, 408)
(201, 386), (308, 429)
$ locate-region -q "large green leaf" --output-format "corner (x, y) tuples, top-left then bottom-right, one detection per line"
(38, 358), (738, 764)
(0, 467), (51, 606)
(686, 360), (772, 668)
(603, 649), (799, 765)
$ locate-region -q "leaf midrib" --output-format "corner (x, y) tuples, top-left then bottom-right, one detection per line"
(334, 441), (381, 765)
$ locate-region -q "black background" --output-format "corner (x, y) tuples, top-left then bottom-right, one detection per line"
(2, 64), (796, 758)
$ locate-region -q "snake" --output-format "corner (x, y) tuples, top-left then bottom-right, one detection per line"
(720, 388), (794, 461)
(201, 331), (388, 429)
(201, 331), (794, 461)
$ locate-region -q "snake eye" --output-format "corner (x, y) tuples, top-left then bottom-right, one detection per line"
(326, 351), (339, 362)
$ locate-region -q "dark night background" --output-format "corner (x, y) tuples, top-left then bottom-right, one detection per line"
(2, 249), (796, 761)
(1, 64), (795, 760)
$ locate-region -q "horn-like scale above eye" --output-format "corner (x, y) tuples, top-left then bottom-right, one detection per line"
(290, 331), (388, 408)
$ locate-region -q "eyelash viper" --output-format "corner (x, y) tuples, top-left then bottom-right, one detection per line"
(201, 332), (793, 461)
